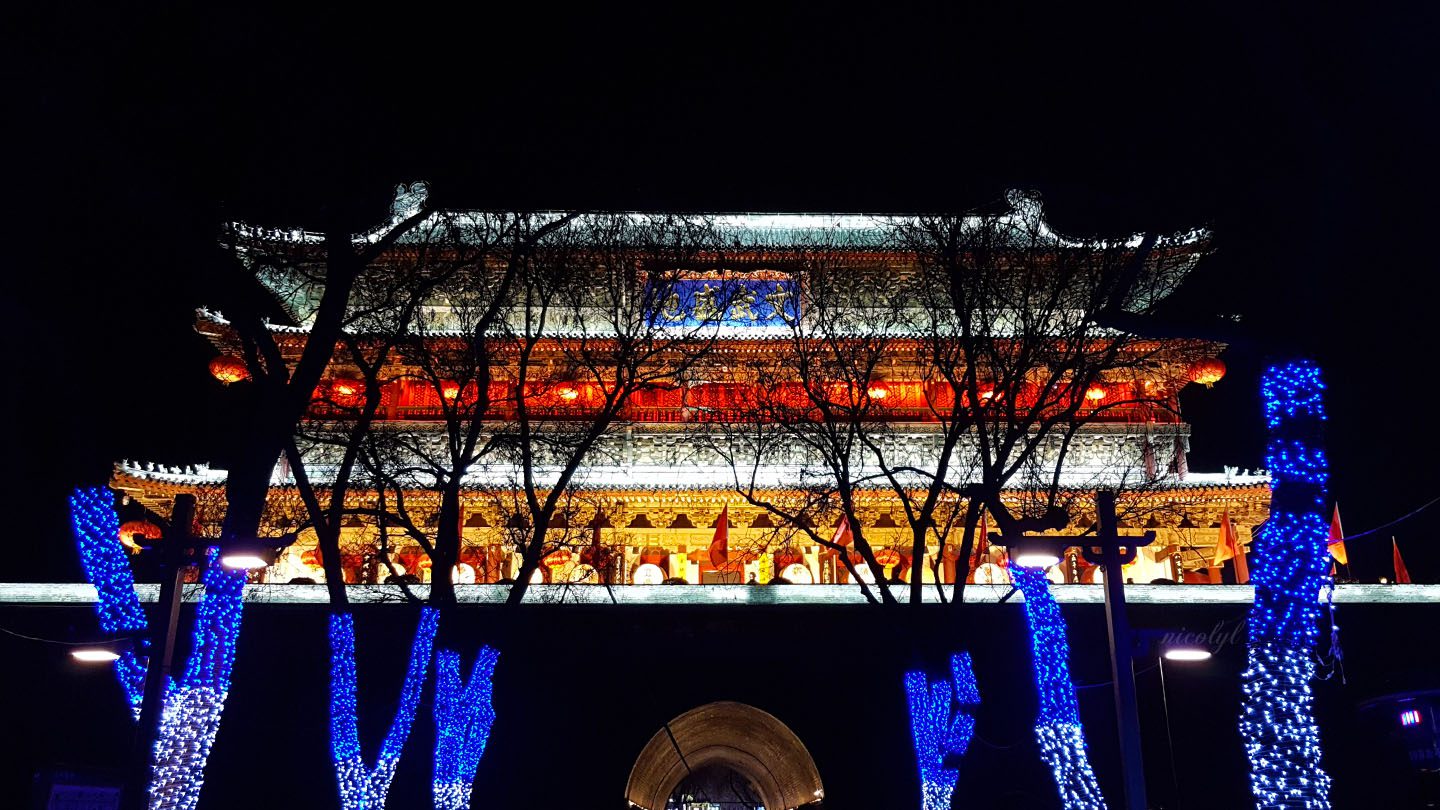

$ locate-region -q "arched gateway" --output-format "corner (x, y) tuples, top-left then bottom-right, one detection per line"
(626, 701), (824, 809)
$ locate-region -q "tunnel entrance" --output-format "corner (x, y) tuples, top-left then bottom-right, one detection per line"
(625, 701), (824, 810)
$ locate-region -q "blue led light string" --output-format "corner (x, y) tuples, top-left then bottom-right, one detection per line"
(149, 549), (247, 810)
(904, 652), (980, 810)
(1241, 361), (1333, 809)
(70, 487), (148, 714)
(330, 606), (441, 810)
(1011, 565), (1107, 810)
(433, 645), (501, 810)
(69, 488), (251, 810)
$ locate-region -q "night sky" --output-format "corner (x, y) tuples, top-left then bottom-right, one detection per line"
(7, 5), (1439, 581)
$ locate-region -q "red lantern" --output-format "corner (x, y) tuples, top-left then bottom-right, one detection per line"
(208, 356), (248, 384)
(440, 380), (461, 402)
(866, 379), (890, 401)
(1188, 358), (1226, 387)
(329, 378), (365, 408)
(554, 383), (581, 402)
(543, 548), (573, 568)
(301, 549), (323, 567)
(1085, 384), (1107, 402)
(874, 548), (902, 567)
(117, 520), (162, 550)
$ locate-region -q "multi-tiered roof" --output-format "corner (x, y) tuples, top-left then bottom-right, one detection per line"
(115, 186), (1266, 587)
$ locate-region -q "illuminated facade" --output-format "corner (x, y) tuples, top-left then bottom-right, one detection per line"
(111, 195), (1268, 591)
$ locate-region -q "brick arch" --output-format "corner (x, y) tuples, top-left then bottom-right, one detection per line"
(625, 701), (824, 810)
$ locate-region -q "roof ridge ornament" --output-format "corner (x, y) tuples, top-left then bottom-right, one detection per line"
(1004, 188), (1045, 225)
(390, 181), (429, 222)
(356, 180), (431, 246)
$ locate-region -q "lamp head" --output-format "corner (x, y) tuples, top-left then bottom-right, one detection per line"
(1162, 645), (1213, 662)
(69, 637), (133, 663)
(1010, 537), (1063, 569)
(219, 533), (297, 570)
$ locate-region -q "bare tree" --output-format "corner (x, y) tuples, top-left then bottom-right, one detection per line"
(895, 192), (1214, 605)
(225, 194), (568, 810)
(356, 213), (727, 605)
(707, 193), (1213, 605)
(218, 183), (434, 545)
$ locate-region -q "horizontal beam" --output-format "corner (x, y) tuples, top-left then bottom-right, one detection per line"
(2, 583), (1436, 606)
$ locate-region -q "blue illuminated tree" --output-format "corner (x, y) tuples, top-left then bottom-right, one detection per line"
(328, 608), (440, 810)
(905, 652), (981, 810)
(71, 487), (247, 810)
(1011, 565), (1107, 810)
(432, 646), (501, 810)
(1239, 361), (1333, 808)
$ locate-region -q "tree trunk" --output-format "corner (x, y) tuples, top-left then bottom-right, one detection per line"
(430, 484), (463, 608)
(909, 520), (928, 605)
(315, 519), (348, 605)
(505, 524), (548, 606)
(948, 499), (983, 609)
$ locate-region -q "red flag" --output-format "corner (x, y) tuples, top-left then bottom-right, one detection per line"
(1393, 538), (1412, 584)
(968, 508), (997, 582)
(1328, 505), (1349, 565)
(969, 508), (991, 569)
(830, 514), (853, 548)
(1213, 508), (1236, 566)
(979, 508), (990, 558)
(709, 504), (730, 567)
(1232, 518), (1248, 584)
(1215, 507), (1249, 582)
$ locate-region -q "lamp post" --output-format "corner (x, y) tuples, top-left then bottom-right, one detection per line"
(124, 495), (194, 810)
(999, 490), (1157, 810)
(1156, 643), (1212, 810)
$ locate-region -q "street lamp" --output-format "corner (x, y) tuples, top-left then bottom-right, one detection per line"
(1153, 640), (1214, 810)
(218, 539), (287, 571)
(69, 637), (131, 663)
(1009, 537), (1063, 570)
(71, 647), (122, 663)
(1162, 645), (1213, 662)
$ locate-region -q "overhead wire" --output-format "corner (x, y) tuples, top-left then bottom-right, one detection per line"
(0, 623), (138, 646)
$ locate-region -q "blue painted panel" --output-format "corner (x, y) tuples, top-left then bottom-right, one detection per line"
(649, 277), (800, 327)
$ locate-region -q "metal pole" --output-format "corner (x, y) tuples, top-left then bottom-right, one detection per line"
(1159, 655), (1182, 810)
(124, 494), (195, 810)
(1097, 490), (1148, 810)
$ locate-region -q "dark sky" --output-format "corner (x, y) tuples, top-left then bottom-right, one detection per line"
(7, 5), (1438, 580)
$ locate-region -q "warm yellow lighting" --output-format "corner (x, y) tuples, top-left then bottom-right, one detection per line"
(867, 383), (889, 400)
(557, 385), (580, 401)
(71, 648), (121, 663)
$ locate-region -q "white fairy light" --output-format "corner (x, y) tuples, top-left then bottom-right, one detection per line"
(1011, 565), (1107, 810)
(1239, 361), (1333, 809)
